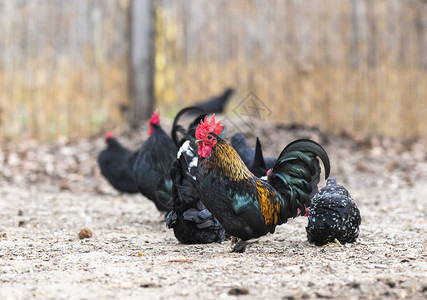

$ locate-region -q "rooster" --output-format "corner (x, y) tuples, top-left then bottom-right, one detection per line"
(306, 178), (361, 246)
(166, 107), (225, 244)
(97, 131), (139, 193)
(133, 111), (177, 212)
(195, 115), (330, 252)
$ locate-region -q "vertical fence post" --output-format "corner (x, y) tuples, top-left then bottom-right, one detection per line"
(130, 0), (156, 126)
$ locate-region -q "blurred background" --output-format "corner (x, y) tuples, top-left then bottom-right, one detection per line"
(0, 0), (426, 140)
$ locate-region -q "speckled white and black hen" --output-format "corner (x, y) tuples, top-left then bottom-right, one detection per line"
(306, 178), (361, 246)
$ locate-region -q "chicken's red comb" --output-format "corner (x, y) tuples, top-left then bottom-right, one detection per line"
(195, 114), (223, 139)
(105, 131), (114, 139)
(149, 110), (160, 125)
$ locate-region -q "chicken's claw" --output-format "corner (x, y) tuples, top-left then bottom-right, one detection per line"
(322, 238), (343, 248)
(229, 237), (247, 253)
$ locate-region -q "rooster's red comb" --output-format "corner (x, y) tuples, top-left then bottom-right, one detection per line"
(149, 110), (160, 125)
(195, 114), (223, 139)
(105, 131), (114, 139)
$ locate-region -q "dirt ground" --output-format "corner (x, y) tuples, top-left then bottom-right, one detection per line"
(1, 117), (426, 299)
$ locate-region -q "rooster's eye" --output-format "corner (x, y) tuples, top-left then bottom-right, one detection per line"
(207, 135), (212, 140)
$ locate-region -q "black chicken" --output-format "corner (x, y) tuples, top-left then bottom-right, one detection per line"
(97, 131), (139, 193)
(231, 133), (276, 176)
(166, 140), (225, 244)
(306, 178), (361, 246)
(166, 107), (225, 244)
(133, 111), (177, 212)
(194, 115), (330, 252)
(193, 88), (234, 114)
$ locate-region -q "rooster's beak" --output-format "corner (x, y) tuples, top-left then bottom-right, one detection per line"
(194, 139), (202, 144)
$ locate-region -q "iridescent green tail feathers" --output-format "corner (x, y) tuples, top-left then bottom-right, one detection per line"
(267, 139), (331, 219)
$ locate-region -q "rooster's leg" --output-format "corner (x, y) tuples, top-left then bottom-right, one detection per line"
(229, 237), (247, 253)
(229, 236), (237, 251)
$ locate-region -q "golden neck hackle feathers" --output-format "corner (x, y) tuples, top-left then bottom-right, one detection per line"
(201, 140), (252, 181)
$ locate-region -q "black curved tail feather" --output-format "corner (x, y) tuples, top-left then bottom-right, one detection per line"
(268, 139), (330, 219)
(171, 106), (206, 147)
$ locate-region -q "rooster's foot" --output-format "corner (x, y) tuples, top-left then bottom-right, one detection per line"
(229, 237), (247, 253)
(322, 238), (343, 248)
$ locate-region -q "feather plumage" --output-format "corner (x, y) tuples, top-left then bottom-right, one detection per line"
(231, 134), (276, 176)
(171, 106), (206, 147)
(306, 178), (361, 245)
(133, 123), (177, 212)
(195, 117), (330, 251)
(98, 136), (139, 193)
(166, 140), (225, 244)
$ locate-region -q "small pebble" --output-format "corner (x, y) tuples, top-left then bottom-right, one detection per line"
(78, 228), (93, 239)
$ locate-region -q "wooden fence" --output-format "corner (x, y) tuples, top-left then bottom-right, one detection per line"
(155, 0), (427, 138)
(0, 0), (131, 140)
(0, 0), (426, 140)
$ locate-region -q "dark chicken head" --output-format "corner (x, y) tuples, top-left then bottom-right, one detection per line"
(195, 114), (223, 158)
(148, 110), (160, 136)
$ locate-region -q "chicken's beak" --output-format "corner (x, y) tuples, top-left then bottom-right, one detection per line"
(194, 139), (202, 144)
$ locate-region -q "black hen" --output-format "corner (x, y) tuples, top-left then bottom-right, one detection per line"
(193, 88), (234, 114)
(306, 178), (361, 246)
(166, 108), (225, 243)
(166, 140), (225, 244)
(231, 134), (276, 176)
(133, 111), (177, 212)
(98, 131), (139, 193)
